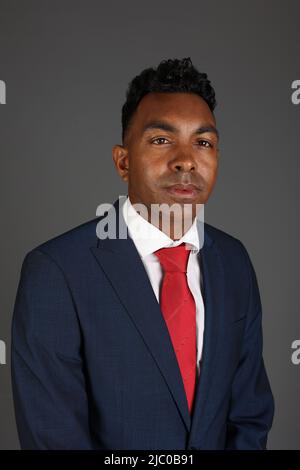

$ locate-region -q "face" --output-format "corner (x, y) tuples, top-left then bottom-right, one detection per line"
(112, 92), (219, 223)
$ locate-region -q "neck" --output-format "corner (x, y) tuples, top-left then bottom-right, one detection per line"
(128, 198), (199, 240)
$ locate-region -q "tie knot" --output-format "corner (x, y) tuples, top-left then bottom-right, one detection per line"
(154, 242), (191, 273)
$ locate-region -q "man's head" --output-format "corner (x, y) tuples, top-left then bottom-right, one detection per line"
(112, 57), (220, 237)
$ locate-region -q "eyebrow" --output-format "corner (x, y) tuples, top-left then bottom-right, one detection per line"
(142, 120), (219, 139)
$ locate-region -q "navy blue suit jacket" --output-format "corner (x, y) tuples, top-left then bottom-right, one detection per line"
(11, 197), (274, 449)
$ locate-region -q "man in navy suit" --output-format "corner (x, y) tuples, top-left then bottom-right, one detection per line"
(11, 57), (274, 450)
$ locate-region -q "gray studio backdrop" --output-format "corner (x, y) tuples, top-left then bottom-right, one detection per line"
(0, 0), (299, 450)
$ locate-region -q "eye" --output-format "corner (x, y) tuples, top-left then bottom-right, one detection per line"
(151, 137), (169, 145)
(197, 139), (213, 148)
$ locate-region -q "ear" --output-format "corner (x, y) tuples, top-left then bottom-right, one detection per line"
(112, 145), (129, 182)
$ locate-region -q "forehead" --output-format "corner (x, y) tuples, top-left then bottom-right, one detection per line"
(133, 92), (216, 127)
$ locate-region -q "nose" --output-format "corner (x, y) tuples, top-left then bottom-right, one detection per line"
(168, 151), (196, 172)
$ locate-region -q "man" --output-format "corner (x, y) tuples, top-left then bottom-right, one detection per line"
(11, 57), (274, 450)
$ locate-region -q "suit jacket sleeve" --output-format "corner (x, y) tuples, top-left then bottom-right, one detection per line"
(11, 249), (93, 449)
(225, 241), (275, 449)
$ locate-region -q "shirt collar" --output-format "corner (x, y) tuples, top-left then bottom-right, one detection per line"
(122, 196), (200, 259)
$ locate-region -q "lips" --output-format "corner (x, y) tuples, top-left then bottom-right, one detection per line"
(165, 183), (200, 198)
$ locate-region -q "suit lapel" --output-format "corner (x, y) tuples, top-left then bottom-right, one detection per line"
(90, 197), (191, 431)
(187, 227), (226, 448)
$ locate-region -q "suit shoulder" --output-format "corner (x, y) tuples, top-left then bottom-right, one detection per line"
(23, 216), (100, 265)
(204, 222), (258, 302)
(204, 221), (244, 248)
(204, 221), (252, 264)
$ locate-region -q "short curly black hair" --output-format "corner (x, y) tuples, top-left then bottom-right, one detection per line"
(121, 57), (216, 143)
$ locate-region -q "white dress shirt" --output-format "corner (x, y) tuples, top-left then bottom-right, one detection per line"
(122, 196), (205, 377)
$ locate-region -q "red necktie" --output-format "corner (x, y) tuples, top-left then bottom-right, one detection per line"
(154, 242), (197, 414)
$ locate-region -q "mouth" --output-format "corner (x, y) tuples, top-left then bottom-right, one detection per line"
(165, 184), (201, 199)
